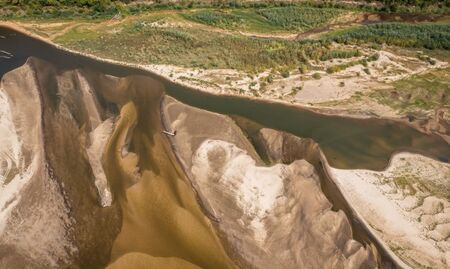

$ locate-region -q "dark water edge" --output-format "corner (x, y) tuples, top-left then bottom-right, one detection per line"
(1, 25), (449, 170)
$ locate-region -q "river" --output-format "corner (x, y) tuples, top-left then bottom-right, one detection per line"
(1, 25), (449, 170)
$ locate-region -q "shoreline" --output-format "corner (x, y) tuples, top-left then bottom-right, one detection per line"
(1, 22), (449, 170)
(0, 22), (445, 133)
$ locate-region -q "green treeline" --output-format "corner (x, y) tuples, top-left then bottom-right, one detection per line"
(1, 0), (449, 19)
(374, 0), (450, 11)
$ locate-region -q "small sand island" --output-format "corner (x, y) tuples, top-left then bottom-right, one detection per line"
(0, 1), (449, 268)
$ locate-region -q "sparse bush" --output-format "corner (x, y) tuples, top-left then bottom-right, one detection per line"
(280, 70), (290, 78)
(319, 49), (361, 61)
(326, 54), (379, 74)
(368, 53), (380, 61)
(298, 64), (308, 74)
(312, 73), (321, 79)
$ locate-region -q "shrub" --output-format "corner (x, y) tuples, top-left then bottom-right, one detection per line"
(368, 52), (380, 61)
(298, 64), (308, 74)
(280, 70), (290, 78)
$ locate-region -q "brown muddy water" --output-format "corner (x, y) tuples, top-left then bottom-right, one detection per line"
(0, 25), (449, 171)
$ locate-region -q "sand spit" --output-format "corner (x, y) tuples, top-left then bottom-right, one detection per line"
(330, 153), (450, 269)
(79, 69), (114, 207)
(162, 97), (379, 269)
(0, 58), (123, 268)
(86, 118), (114, 207)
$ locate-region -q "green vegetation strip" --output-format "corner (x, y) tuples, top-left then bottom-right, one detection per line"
(56, 22), (337, 72)
(326, 23), (450, 50)
(255, 6), (345, 31)
(56, 17), (450, 74)
(181, 10), (244, 29)
(1, 0), (449, 20)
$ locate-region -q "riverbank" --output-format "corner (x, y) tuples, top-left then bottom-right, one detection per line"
(2, 22), (450, 168)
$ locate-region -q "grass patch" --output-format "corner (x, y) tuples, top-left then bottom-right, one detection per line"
(325, 22), (450, 50)
(181, 6), (348, 33)
(181, 10), (243, 29)
(256, 6), (346, 32)
(370, 67), (450, 111)
(388, 172), (450, 201)
(393, 175), (418, 195)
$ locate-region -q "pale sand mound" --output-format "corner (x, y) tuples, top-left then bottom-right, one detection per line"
(0, 61), (75, 267)
(330, 153), (450, 269)
(191, 139), (376, 269)
(0, 58), (123, 268)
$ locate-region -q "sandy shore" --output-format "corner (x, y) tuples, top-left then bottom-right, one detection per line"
(329, 152), (450, 269)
